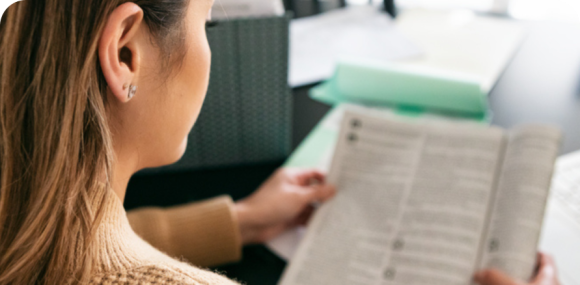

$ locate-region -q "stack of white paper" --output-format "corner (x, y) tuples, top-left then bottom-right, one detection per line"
(212, 0), (285, 20)
(289, 5), (423, 87)
(395, 9), (526, 93)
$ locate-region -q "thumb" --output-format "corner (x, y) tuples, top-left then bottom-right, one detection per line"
(290, 168), (326, 186)
(302, 184), (336, 203)
(533, 253), (558, 284)
(474, 269), (519, 285)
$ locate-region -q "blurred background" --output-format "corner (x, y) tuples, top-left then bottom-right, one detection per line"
(288, 0), (580, 22)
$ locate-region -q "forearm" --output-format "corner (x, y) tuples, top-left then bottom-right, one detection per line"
(127, 196), (242, 267)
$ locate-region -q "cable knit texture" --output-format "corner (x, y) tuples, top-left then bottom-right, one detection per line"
(87, 191), (241, 284)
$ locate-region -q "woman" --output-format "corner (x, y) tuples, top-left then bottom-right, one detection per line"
(0, 0), (560, 284)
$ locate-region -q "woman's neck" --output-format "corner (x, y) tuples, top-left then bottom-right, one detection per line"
(112, 167), (132, 202)
(112, 147), (141, 202)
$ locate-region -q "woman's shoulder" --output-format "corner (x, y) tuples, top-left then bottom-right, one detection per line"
(88, 263), (240, 285)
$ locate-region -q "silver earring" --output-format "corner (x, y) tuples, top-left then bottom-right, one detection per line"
(127, 84), (137, 100)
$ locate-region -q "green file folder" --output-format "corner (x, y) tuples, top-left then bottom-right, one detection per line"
(311, 60), (489, 119)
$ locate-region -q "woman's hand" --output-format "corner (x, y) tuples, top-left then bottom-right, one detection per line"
(234, 168), (336, 245)
(474, 253), (559, 285)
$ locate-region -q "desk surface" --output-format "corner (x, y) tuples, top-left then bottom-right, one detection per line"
(489, 21), (580, 154)
(125, 20), (580, 285)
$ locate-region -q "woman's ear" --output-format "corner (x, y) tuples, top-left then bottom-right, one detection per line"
(99, 2), (144, 103)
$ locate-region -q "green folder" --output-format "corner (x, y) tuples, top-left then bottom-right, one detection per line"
(286, 60), (491, 168)
(312, 60), (489, 119)
(284, 108), (340, 168)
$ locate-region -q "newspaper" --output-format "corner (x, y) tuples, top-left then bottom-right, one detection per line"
(279, 110), (561, 285)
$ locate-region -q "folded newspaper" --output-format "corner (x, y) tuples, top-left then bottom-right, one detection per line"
(279, 110), (562, 285)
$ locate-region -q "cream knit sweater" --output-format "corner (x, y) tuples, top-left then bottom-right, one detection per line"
(87, 191), (242, 284)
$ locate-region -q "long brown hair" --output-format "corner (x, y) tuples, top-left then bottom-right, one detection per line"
(0, 0), (188, 284)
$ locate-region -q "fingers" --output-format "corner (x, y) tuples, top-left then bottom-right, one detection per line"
(474, 253), (559, 285)
(281, 168), (336, 202)
(474, 269), (519, 285)
(291, 183), (336, 206)
(532, 252), (558, 285)
(303, 183), (336, 203)
(286, 168), (327, 186)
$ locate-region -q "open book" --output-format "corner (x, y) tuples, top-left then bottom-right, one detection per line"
(279, 111), (561, 285)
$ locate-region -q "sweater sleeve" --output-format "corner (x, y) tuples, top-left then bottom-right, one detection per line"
(126, 196), (242, 268)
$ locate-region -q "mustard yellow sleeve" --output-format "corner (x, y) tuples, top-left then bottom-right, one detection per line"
(126, 196), (242, 267)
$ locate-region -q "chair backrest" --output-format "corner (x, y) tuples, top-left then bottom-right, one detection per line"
(142, 15), (293, 173)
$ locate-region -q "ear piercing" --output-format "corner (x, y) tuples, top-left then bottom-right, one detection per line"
(123, 84), (137, 100)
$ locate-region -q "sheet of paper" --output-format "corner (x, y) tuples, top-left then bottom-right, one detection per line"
(539, 150), (580, 285)
(289, 5), (423, 87)
(395, 9), (526, 93)
(212, 0), (285, 20)
(540, 200), (580, 285)
(266, 226), (307, 261)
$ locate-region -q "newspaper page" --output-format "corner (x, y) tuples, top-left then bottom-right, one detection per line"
(280, 111), (506, 285)
(478, 126), (562, 281)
